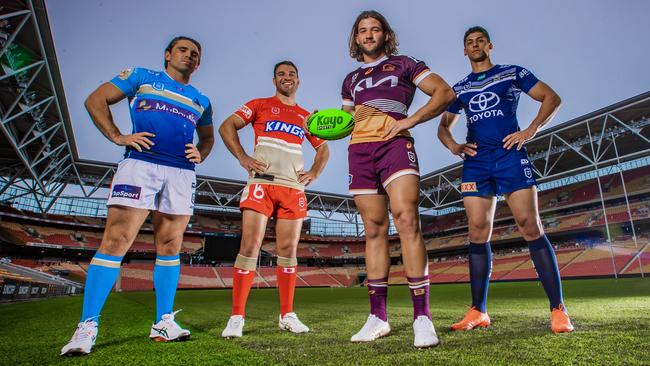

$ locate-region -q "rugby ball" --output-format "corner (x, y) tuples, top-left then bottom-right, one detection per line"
(306, 109), (354, 140)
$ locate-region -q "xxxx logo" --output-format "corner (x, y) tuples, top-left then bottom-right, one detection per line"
(461, 182), (478, 192)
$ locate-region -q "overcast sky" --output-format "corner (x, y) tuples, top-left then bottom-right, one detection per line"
(47, 0), (650, 195)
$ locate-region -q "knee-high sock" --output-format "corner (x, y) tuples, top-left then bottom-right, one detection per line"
(276, 265), (297, 317)
(407, 275), (431, 320)
(154, 254), (181, 322)
(469, 242), (492, 312)
(527, 235), (564, 310)
(367, 277), (388, 321)
(231, 259), (256, 316)
(81, 252), (123, 322)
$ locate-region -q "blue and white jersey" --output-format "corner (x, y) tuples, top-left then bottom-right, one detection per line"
(110, 67), (213, 170)
(447, 64), (539, 149)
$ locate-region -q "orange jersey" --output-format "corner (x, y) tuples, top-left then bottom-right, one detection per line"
(234, 96), (325, 190)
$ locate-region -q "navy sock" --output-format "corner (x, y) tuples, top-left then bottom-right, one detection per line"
(527, 235), (564, 310)
(468, 242), (492, 312)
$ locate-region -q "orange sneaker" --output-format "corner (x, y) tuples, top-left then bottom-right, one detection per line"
(450, 307), (491, 331)
(551, 304), (574, 333)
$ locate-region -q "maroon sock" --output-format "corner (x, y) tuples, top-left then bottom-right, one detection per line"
(367, 277), (388, 321)
(407, 275), (431, 320)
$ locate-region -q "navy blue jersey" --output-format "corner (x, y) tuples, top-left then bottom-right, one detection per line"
(447, 64), (539, 149)
(110, 67), (213, 170)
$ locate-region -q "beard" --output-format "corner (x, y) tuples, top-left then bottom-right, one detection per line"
(360, 40), (384, 58)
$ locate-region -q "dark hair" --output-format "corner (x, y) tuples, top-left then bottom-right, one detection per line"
(273, 60), (298, 77)
(349, 10), (399, 62)
(463, 26), (490, 45)
(164, 36), (202, 68)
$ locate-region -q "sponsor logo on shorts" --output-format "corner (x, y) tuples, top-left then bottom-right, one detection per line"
(520, 159), (529, 165)
(524, 167), (533, 179)
(382, 64), (396, 72)
(118, 68), (133, 80)
(111, 184), (141, 199)
(252, 184), (265, 199)
(461, 182), (478, 193)
(407, 151), (416, 163)
(239, 105), (253, 119)
(282, 267), (296, 274)
(348, 174), (353, 186)
(298, 197), (305, 208)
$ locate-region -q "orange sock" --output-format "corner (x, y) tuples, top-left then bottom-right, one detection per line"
(276, 266), (297, 317)
(232, 267), (255, 316)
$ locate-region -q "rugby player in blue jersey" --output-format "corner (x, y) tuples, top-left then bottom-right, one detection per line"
(61, 36), (215, 356)
(438, 26), (573, 333)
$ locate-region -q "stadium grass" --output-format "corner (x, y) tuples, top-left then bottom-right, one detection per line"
(1, 278), (649, 365)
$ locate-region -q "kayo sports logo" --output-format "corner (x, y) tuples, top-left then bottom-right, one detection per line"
(313, 115), (345, 131)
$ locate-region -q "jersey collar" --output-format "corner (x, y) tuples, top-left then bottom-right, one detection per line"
(361, 55), (389, 69)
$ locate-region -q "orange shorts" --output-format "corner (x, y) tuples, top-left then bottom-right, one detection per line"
(239, 183), (307, 219)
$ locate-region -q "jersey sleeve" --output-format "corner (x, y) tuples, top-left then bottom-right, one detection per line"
(233, 99), (259, 125)
(306, 131), (326, 149)
(404, 56), (432, 86)
(514, 65), (539, 93)
(197, 101), (213, 127)
(109, 67), (145, 97)
(446, 95), (463, 115)
(341, 74), (354, 107)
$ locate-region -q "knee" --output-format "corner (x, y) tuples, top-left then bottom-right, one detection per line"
(516, 216), (543, 240)
(155, 235), (182, 256)
(365, 219), (389, 240)
(468, 219), (491, 243)
(392, 210), (420, 236)
(239, 237), (262, 257)
(101, 231), (132, 254)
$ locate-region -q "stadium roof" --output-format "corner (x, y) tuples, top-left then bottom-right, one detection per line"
(1, 0), (649, 219)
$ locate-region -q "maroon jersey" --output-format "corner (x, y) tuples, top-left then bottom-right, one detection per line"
(341, 55), (431, 144)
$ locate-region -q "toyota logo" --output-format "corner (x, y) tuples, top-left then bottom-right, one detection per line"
(469, 92), (500, 112)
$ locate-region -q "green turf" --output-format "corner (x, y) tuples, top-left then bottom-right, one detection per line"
(1, 278), (649, 365)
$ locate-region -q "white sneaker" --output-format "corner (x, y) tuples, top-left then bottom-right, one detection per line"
(60, 319), (98, 356)
(278, 312), (309, 333)
(149, 310), (191, 342)
(222, 315), (245, 338)
(350, 314), (391, 342)
(413, 315), (439, 348)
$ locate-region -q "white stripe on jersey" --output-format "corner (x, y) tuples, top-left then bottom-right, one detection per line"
(364, 99), (408, 115)
(413, 70), (432, 86)
(456, 75), (516, 96)
(258, 136), (302, 150)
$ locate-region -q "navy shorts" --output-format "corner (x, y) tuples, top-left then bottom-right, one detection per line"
(461, 147), (536, 197)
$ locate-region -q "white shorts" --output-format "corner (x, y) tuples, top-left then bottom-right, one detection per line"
(107, 158), (196, 215)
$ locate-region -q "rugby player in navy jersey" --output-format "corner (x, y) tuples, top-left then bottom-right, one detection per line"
(341, 10), (455, 348)
(61, 37), (215, 356)
(438, 26), (573, 333)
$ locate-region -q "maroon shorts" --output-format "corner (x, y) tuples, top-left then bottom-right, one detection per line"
(348, 137), (420, 195)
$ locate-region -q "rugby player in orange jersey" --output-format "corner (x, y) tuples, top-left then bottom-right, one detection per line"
(219, 61), (329, 337)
